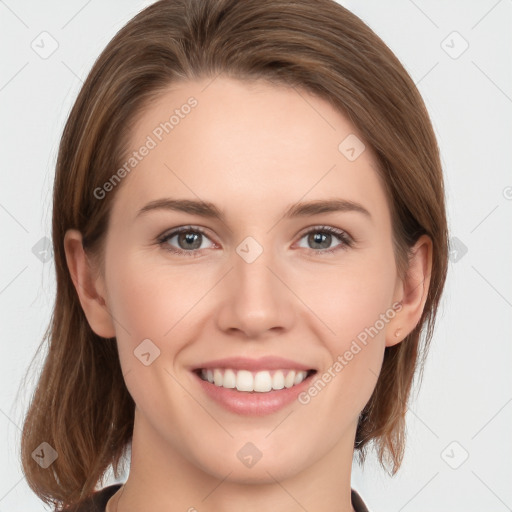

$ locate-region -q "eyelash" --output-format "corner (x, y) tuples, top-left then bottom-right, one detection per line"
(156, 225), (354, 257)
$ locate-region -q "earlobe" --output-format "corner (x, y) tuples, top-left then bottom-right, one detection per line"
(63, 229), (116, 339)
(385, 234), (433, 347)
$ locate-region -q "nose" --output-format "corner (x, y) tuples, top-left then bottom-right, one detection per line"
(215, 243), (296, 339)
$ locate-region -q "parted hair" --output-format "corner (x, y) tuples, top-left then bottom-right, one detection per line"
(19, 0), (448, 509)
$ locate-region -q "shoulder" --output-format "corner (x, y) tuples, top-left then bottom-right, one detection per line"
(351, 487), (371, 512)
(63, 484), (122, 512)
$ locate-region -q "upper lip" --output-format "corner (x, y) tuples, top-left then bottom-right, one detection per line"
(192, 356), (316, 372)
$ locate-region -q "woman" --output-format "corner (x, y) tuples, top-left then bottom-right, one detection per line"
(20, 0), (448, 510)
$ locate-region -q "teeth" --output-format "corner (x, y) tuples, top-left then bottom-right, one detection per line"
(200, 368), (309, 392)
(222, 369), (236, 388)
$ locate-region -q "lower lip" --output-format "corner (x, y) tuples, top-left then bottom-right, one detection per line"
(192, 371), (316, 416)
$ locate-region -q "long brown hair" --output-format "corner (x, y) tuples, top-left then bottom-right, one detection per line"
(19, 0), (448, 509)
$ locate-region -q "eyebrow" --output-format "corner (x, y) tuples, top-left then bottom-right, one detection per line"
(136, 198), (372, 221)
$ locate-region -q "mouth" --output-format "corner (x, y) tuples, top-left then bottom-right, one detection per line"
(193, 367), (317, 393)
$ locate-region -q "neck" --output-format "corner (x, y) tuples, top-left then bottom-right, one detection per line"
(112, 409), (358, 512)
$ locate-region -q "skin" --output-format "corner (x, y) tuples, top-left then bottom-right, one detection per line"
(65, 76), (432, 512)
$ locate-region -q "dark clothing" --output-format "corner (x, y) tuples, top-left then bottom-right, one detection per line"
(68, 483), (370, 511)
(351, 487), (370, 511)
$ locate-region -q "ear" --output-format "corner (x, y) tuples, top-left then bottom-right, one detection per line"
(386, 234), (433, 347)
(63, 229), (116, 339)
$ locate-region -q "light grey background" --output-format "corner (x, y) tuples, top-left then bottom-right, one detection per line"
(1, 0), (511, 510)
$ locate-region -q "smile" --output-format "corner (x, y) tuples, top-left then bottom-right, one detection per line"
(196, 368), (316, 393)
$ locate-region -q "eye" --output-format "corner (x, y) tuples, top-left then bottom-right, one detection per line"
(295, 226), (354, 254)
(157, 226), (215, 257)
(157, 225), (354, 257)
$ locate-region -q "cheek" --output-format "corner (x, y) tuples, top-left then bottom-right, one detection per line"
(297, 248), (396, 405)
(104, 250), (222, 368)
(301, 286), (392, 428)
(296, 249), (397, 341)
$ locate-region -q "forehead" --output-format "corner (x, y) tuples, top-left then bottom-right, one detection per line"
(109, 76), (390, 226)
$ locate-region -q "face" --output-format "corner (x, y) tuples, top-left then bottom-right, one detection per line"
(84, 76), (407, 484)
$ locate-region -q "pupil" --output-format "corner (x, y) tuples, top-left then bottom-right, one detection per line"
(309, 232), (330, 249)
(180, 232), (201, 250)
(176, 231), (332, 251)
